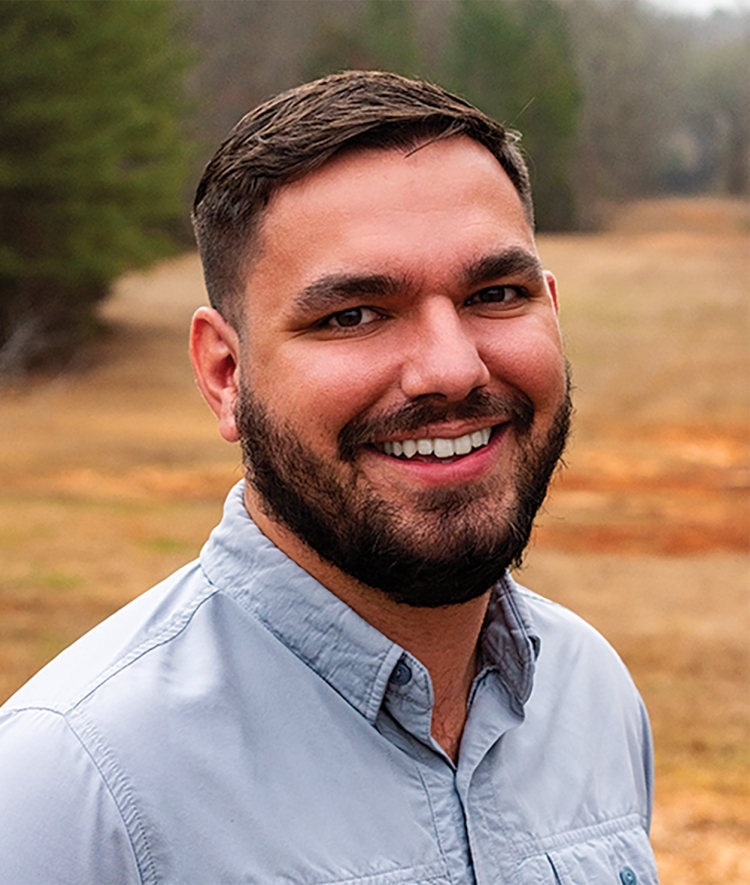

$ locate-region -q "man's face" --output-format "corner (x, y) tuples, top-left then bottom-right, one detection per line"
(235, 137), (570, 606)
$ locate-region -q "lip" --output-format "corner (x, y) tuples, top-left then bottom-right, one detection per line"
(364, 422), (511, 488)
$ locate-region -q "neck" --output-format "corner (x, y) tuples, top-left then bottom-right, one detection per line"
(246, 489), (490, 762)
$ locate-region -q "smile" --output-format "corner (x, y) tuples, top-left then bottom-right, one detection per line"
(378, 427), (492, 460)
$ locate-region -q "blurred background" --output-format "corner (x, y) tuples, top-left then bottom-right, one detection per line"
(0, 1), (748, 882)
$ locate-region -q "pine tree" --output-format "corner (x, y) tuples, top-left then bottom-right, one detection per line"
(0, 0), (192, 374)
(448, 0), (580, 230)
(306, 0), (419, 82)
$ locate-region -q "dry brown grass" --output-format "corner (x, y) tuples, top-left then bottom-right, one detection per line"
(1, 196), (748, 882)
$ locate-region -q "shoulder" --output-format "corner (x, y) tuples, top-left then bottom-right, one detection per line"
(510, 579), (651, 765)
(503, 581), (655, 832)
(2, 558), (214, 715)
(0, 706), (145, 882)
(516, 583), (635, 683)
(0, 557), (228, 884)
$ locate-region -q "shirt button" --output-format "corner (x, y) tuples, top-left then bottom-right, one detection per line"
(619, 868), (637, 885)
(391, 660), (412, 686)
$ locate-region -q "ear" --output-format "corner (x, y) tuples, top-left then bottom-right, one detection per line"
(190, 307), (242, 443)
(543, 270), (560, 314)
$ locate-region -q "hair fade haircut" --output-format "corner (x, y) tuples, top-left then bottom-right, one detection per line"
(192, 70), (534, 325)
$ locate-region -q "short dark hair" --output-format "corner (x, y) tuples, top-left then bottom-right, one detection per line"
(192, 70), (534, 324)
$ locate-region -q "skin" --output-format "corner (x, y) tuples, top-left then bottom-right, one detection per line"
(191, 136), (567, 760)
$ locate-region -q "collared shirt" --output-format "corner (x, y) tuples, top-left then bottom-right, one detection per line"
(0, 482), (658, 884)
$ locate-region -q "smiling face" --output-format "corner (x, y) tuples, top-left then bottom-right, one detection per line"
(228, 136), (570, 605)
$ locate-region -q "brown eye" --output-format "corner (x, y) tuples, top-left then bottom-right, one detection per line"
(467, 285), (529, 309)
(325, 306), (382, 330)
(332, 308), (364, 327)
(477, 286), (518, 303)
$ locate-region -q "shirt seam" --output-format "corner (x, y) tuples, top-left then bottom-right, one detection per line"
(316, 861), (448, 885)
(64, 706), (157, 885)
(481, 758), (524, 875)
(414, 765), (456, 885)
(3, 707), (150, 885)
(545, 812), (648, 849)
(57, 581), (222, 716)
(511, 812), (649, 857)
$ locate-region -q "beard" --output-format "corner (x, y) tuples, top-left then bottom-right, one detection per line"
(236, 378), (572, 608)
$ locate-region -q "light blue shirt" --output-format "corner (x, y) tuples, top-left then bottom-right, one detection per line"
(0, 482), (658, 884)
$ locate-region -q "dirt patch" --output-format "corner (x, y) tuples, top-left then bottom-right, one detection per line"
(536, 423), (749, 555)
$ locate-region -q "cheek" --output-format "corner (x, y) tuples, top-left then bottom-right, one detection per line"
(249, 342), (398, 446)
(480, 321), (566, 410)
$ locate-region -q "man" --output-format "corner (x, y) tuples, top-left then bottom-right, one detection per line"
(0, 72), (658, 883)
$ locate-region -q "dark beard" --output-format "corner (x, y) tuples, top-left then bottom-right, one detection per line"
(237, 382), (571, 608)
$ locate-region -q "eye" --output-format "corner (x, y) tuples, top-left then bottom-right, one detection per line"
(468, 285), (528, 307)
(326, 306), (382, 329)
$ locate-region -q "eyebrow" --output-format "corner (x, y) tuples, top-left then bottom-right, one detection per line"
(462, 249), (544, 289)
(294, 272), (403, 315)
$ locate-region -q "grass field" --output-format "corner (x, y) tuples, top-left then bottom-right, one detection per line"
(1, 197), (748, 882)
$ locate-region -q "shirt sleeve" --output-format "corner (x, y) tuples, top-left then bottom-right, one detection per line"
(0, 707), (142, 885)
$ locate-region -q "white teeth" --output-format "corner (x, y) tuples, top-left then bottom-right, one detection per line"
(433, 438), (454, 458)
(402, 439), (418, 458)
(380, 428), (493, 460)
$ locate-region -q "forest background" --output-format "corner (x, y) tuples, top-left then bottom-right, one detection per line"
(0, 1), (748, 882)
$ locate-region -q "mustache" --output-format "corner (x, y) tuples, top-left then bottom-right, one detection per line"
(338, 389), (535, 462)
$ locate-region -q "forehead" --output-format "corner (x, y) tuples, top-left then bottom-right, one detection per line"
(246, 137), (536, 304)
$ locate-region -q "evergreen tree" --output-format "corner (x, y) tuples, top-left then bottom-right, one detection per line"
(306, 0), (419, 81)
(684, 18), (750, 196)
(447, 0), (580, 230)
(0, 0), (192, 374)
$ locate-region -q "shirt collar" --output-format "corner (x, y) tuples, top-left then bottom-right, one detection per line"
(200, 481), (540, 725)
(479, 573), (541, 713)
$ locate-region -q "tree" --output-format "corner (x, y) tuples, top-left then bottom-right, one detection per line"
(679, 13), (750, 196)
(306, 0), (419, 81)
(566, 2), (749, 219)
(566, 0), (689, 222)
(447, 0), (580, 230)
(0, 0), (192, 374)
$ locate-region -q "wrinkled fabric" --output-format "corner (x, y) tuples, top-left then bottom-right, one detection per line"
(0, 481), (659, 884)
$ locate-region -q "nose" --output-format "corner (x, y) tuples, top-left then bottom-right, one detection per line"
(399, 298), (491, 403)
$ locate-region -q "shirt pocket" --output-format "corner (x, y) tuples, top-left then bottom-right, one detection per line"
(543, 822), (659, 885)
